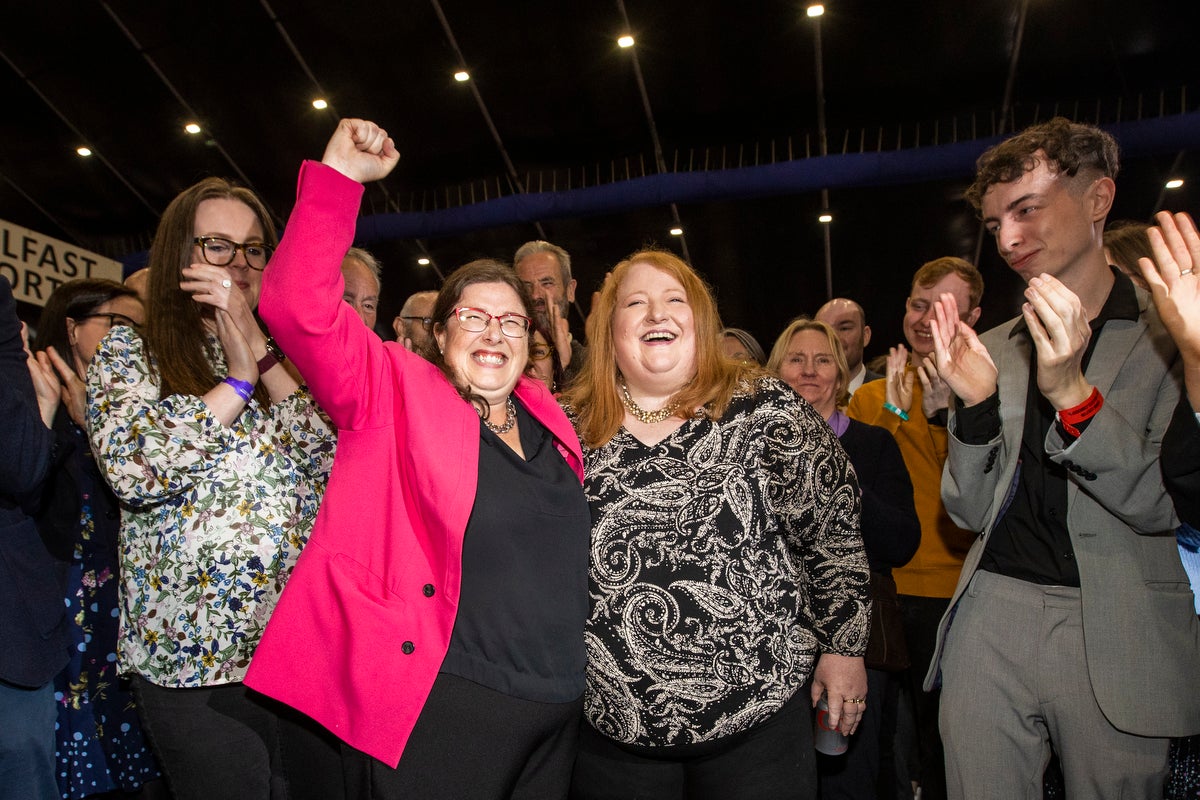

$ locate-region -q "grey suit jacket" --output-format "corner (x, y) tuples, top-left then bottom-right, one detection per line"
(926, 288), (1200, 738)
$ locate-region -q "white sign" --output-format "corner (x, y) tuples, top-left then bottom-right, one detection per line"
(0, 218), (124, 307)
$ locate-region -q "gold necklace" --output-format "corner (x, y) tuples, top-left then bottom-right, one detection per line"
(483, 397), (517, 434)
(620, 382), (678, 424)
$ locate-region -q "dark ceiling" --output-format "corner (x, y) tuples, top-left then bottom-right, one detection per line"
(1, 0), (1196, 356)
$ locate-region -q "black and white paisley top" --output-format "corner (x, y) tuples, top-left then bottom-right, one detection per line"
(580, 376), (869, 747)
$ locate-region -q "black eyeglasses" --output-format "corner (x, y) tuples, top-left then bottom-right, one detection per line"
(79, 313), (142, 331)
(449, 307), (531, 338)
(529, 344), (552, 361)
(398, 315), (434, 331)
(193, 236), (274, 270)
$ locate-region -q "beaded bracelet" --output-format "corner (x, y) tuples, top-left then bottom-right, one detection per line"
(883, 401), (910, 422)
(222, 376), (254, 402)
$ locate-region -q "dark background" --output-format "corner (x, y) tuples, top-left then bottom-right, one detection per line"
(1, 0), (1196, 358)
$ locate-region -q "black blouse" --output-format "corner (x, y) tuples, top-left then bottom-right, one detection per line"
(441, 397), (591, 703)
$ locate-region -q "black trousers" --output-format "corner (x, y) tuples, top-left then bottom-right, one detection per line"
(343, 673), (583, 800)
(570, 689), (817, 800)
(896, 594), (950, 800)
(131, 678), (287, 800)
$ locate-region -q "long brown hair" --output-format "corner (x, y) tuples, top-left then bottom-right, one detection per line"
(428, 259), (535, 417)
(144, 178), (276, 403)
(563, 249), (759, 448)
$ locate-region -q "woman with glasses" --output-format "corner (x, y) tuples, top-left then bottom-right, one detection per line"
(526, 319), (566, 394)
(245, 120), (589, 800)
(27, 279), (162, 799)
(85, 178), (336, 799)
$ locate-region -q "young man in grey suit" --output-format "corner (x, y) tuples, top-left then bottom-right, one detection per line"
(924, 118), (1200, 798)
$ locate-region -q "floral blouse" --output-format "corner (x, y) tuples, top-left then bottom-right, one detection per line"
(86, 326), (336, 687)
(580, 377), (869, 747)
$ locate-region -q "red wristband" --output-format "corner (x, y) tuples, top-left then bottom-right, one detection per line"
(1057, 386), (1103, 438)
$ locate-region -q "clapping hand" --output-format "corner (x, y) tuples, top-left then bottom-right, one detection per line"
(542, 292), (574, 369)
(40, 346), (87, 428)
(215, 309), (257, 388)
(1141, 211), (1200, 411)
(917, 355), (951, 417)
(929, 292), (997, 407)
(21, 322), (61, 428)
(1140, 211), (1200, 364)
(321, 119), (401, 184)
(1021, 275), (1092, 410)
(884, 344), (915, 413)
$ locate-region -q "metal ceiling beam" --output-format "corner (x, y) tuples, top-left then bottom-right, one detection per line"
(258, 0), (339, 119)
(616, 0), (691, 265)
(0, 46), (160, 222)
(429, 0), (546, 245)
(99, 0), (277, 226)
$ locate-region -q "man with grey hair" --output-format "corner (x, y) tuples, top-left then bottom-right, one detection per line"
(341, 247), (381, 332)
(816, 297), (880, 395)
(514, 240), (585, 381)
(392, 290), (438, 357)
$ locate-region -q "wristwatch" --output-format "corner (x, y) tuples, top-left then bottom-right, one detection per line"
(256, 336), (286, 375)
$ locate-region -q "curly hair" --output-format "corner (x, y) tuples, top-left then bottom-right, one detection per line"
(965, 117), (1120, 212)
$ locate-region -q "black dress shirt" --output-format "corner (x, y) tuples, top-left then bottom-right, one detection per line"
(955, 268), (1139, 586)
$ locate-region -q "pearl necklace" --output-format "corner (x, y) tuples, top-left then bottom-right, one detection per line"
(483, 396), (517, 434)
(620, 382), (678, 424)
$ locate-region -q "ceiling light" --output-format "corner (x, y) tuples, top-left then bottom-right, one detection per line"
(670, 227), (683, 236)
(618, 35), (634, 48)
(818, 213), (833, 223)
(184, 122), (202, 135)
(807, 4), (825, 17)
(454, 71), (470, 82)
(417, 257), (431, 266)
(312, 98), (328, 110)
(1165, 178), (1184, 189)
(76, 146), (92, 157)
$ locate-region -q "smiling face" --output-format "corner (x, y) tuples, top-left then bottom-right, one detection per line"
(980, 156), (1112, 288)
(903, 273), (980, 360)
(433, 281), (530, 406)
(778, 328), (842, 418)
(611, 261), (697, 396)
(192, 197), (265, 310)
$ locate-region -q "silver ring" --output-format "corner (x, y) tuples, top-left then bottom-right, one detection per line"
(221, 279), (232, 289)
(1182, 269), (1195, 277)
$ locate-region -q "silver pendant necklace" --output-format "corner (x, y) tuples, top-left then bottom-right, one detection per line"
(483, 396), (517, 434)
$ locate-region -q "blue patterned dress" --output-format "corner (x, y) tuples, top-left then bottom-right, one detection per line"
(52, 413), (160, 798)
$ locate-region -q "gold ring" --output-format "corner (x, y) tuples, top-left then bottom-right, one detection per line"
(844, 698), (866, 704)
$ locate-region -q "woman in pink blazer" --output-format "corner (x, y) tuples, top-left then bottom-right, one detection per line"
(246, 121), (590, 800)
